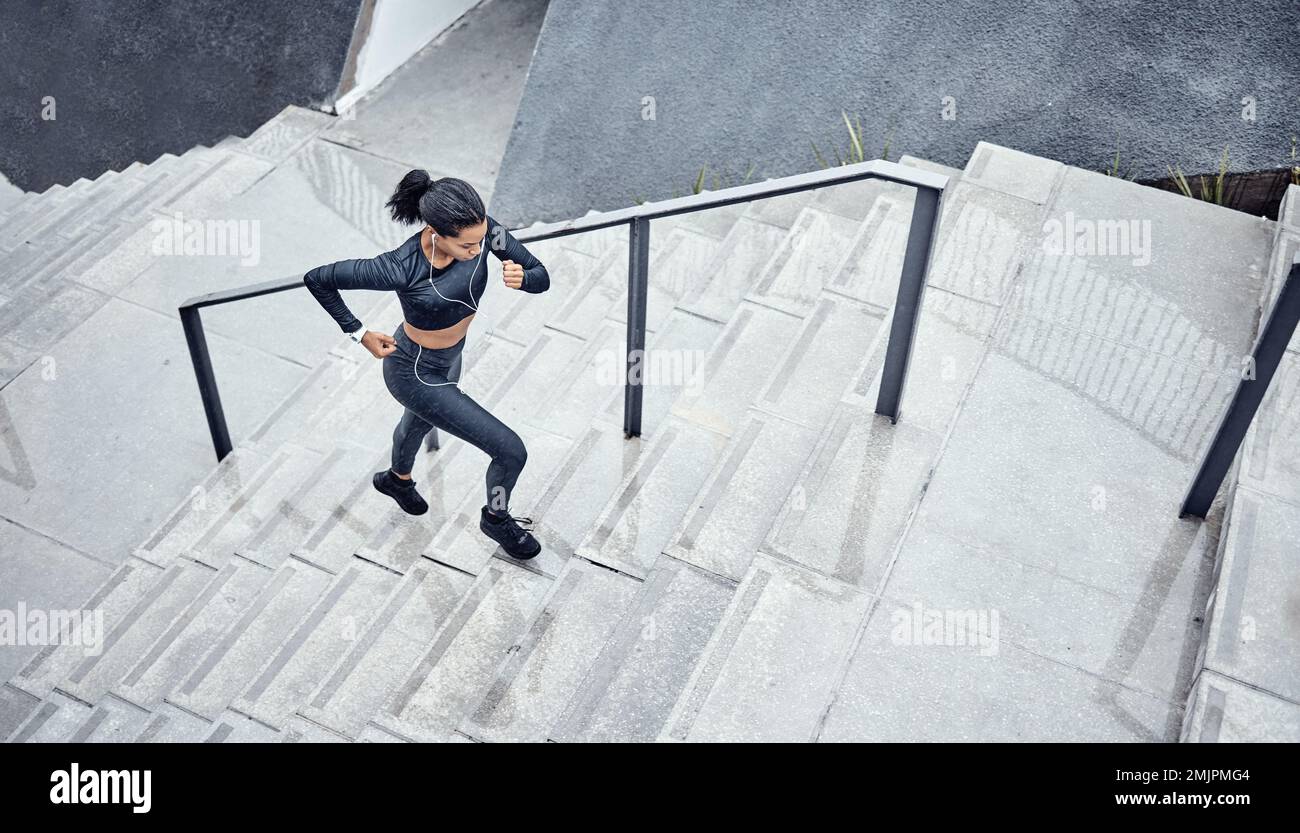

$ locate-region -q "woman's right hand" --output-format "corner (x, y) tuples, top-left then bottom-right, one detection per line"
(362, 331), (397, 358)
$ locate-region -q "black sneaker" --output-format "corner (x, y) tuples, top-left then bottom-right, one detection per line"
(373, 470), (428, 515)
(479, 506), (542, 559)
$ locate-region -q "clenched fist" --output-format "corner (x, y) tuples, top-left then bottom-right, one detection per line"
(361, 330), (397, 359)
(502, 259), (525, 289)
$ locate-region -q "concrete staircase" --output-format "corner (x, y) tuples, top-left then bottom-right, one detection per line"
(2, 140), (1291, 742)
(1179, 185), (1300, 742)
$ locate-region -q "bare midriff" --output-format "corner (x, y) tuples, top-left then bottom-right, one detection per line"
(403, 315), (474, 349)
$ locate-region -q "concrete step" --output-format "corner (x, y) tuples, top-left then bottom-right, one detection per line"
(133, 701), (214, 742)
(669, 299), (803, 437)
(898, 154), (964, 180)
(0, 180), (90, 254)
(348, 432), (486, 575)
(245, 351), (362, 451)
(50, 162), (154, 242)
(0, 684), (42, 743)
(10, 556), (168, 700)
(654, 199), (748, 240)
(276, 714), (354, 742)
(58, 557), (222, 704)
(64, 692), (154, 742)
(0, 170), (125, 254)
(664, 409), (821, 581)
(370, 559), (551, 743)
(525, 421), (652, 562)
(823, 193), (911, 310)
(607, 227), (728, 334)
(753, 290), (888, 431)
(575, 415), (732, 578)
(134, 444), (272, 568)
(233, 105), (335, 166)
(550, 555), (735, 742)
(762, 401), (943, 589)
(185, 443), (326, 570)
(164, 555), (335, 721)
(1185, 337), (1300, 740)
(230, 556), (403, 730)
(236, 441), (379, 569)
(471, 244), (604, 345)
(202, 708), (283, 742)
(559, 309), (728, 441)
(112, 556), (278, 709)
(661, 552), (870, 742)
(295, 561), (475, 739)
(8, 690), (95, 743)
(1181, 668), (1300, 742)
(0, 279), (110, 354)
(677, 214), (790, 323)
(459, 557), (642, 742)
(479, 327), (591, 434)
(744, 205), (863, 318)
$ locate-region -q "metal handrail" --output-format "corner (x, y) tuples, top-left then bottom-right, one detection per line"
(1181, 257), (1300, 518)
(179, 158), (949, 461)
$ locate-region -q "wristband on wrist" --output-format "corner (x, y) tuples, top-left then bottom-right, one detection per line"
(347, 323), (366, 343)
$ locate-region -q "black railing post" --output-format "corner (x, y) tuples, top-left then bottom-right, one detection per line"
(1180, 262), (1300, 519)
(875, 186), (943, 423)
(624, 216), (651, 437)
(180, 305), (233, 462)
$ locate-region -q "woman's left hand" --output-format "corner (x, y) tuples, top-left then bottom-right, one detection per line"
(502, 260), (525, 289)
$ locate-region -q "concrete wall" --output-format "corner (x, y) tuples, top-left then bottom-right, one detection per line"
(490, 0), (1300, 226)
(336, 0), (482, 111)
(0, 0), (364, 192)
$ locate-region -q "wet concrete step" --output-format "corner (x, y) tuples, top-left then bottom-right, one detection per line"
(182, 443), (325, 570)
(743, 206), (863, 318)
(752, 290), (888, 431)
(661, 552), (871, 742)
(7, 690), (95, 743)
(669, 299), (803, 437)
(589, 306), (726, 440)
(459, 557), (643, 742)
(664, 409), (821, 581)
(607, 227), (727, 334)
(134, 444), (272, 568)
(676, 214), (790, 324)
(230, 556), (403, 730)
(112, 555), (278, 709)
(164, 555), (334, 721)
(295, 561), (475, 738)
(10, 556), (169, 700)
(236, 441), (378, 570)
(133, 700), (214, 742)
(64, 692), (154, 742)
(574, 415), (732, 578)
(550, 555), (734, 742)
(58, 557), (223, 704)
(370, 559), (551, 742)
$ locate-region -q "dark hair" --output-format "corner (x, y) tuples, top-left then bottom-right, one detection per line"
(385, 169), (485, 236)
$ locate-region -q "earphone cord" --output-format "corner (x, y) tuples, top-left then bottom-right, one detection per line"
(413, 231), (488, 388)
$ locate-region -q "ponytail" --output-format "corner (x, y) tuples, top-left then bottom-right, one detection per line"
(386, 169), (433, 225)
(385, 170), (485, 235)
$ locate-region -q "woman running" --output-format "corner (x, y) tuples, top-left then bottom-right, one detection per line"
(303, 171), (550, 559)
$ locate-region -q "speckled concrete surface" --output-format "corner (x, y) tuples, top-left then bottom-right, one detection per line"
(492, 0), (1300, 227)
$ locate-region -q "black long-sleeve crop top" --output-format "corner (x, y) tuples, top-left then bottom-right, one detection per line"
(303, 214), (549, 333)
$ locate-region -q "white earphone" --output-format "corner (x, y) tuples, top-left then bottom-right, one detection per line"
(413, 223), (489, 387)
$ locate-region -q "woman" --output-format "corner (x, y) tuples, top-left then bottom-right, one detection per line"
(303, 171), (550, 559)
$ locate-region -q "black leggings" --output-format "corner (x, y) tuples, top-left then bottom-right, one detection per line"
(382, 323), (527, 513)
